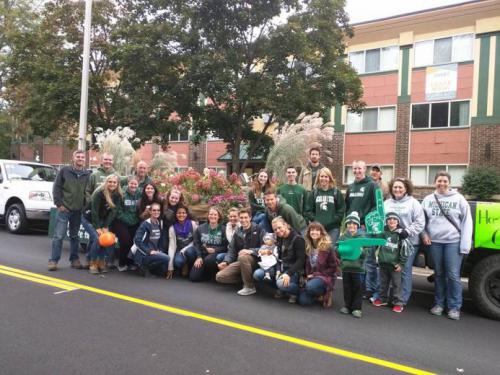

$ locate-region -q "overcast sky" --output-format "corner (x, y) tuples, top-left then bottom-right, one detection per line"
(345, 0), (471, 23)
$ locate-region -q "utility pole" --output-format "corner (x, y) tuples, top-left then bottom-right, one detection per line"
(77, 0), (92, 152)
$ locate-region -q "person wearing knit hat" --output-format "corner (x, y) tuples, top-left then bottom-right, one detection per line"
(338, 211), (367, 318)
(253, 232), (279, 282)
(372, 211), (410, 313)
(345, 211), (361, 227)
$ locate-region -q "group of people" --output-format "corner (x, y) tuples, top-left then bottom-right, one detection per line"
(49, 147), (473, 321)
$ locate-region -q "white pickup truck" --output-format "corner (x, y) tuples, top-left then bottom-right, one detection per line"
(0, 159), (57, 233)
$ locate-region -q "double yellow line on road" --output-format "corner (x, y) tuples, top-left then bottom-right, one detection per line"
(0, 264), (436, 375)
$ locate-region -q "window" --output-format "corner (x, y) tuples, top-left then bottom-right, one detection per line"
(344, 165), (394, 185)
(411, 101), (470, 129)
(346, 106), (396, 132)
(4, 163), (57, 182)
(410, 165), (467, 186)
(170, 127), (189, 142)
(349, 46), (398, 74)
(414, 34), (473, 67)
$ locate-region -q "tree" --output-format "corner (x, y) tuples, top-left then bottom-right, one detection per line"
(181, 0), (363, 172)
(462, 168), (500, 201)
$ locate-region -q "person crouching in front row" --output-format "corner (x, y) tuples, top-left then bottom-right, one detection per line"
(132, 202), (170, 277)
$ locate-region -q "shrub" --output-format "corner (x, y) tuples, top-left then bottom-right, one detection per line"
(461, 167), (500, 200)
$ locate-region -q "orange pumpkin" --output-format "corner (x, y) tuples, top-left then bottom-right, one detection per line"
(99, 231), (116, 247)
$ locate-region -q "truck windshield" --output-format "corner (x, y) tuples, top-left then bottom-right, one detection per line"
(5, 163), (57, 182)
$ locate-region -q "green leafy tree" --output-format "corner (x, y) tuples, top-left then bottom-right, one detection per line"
(182, 0), (363, 172)
(462, 168), (500, 201)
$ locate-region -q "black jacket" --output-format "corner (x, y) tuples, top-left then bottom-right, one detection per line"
(223, 223), (265, 264)
(276, 230), (306, 276)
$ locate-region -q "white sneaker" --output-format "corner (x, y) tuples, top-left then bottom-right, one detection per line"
(117, 265), (128, 272)
(237, 286), (257, 296)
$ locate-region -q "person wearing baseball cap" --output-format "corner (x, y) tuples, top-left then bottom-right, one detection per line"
(370, 164), (389, 200)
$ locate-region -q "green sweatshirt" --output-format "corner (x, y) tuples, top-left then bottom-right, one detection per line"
(338, 230), (367, 273)
(277, 183), (307, 216)
(345, 176), (378, 225)
(305, 187), (345, 231)
(266, 202), (306, 233)
(89, 189), (121, 229)
(85, 167), (117, 202)
(376, 227), (409, 269)
(117, 189), (141, 226)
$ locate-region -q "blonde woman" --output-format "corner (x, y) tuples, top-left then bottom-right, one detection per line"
(81, 174), (123, 274)
(299, 222), (338, 307)
(305, 167), (345, 244)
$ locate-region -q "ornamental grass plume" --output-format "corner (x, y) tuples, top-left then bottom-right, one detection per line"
(266, 112), (333, 183)
(93, 126), (138, 175)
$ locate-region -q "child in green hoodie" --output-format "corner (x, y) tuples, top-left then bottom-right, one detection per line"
(338, 211), (367, 318)
(372, 212), (409, 313)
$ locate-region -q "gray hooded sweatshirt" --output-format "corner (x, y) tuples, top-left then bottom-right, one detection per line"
(421, 190), (473, 254)
(384, 195), (425, 246)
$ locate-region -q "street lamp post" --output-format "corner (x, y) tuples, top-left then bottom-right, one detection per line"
(77, 0), (92, 152)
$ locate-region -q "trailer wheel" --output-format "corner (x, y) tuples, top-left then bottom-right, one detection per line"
(469, 255), (500, 320)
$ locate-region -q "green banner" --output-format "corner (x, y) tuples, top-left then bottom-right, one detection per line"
(475, 202), (500, 250)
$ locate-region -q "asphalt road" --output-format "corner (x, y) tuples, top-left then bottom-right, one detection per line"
(0, 228), (499, 375)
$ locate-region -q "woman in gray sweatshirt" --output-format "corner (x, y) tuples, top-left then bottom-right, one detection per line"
(421, 171), (473, 321)
(384, 178), (425, 305)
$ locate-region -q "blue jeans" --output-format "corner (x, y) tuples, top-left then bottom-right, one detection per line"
(216, 253), (227, 263)
(298, 277), (327, 305)
(80, 216), (113, 261)
(276, 272), (300, 295)
(401, 243), (417, 304)
(252, 212), (272, 233)
(253, 267), (276, 283)
(50, 210), (81, 263)
(328, 228), (340, 249)
(173, 244), (197, 270)
(364, 246), (379, 298)
(430, 242), (463, 311)
(143, 253), (170, 276)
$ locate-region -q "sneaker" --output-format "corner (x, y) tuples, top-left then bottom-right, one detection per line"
(447, 309), (460, 320)
(47, 261), (57, 271)
(339, 307), (350, 315)
(430, 305), (444, 316)
(352, 310), (363, 318)
(70, 259), (83, 269)
(263, 273), (271, 281)
(362, 291), (373, 300)
(117, 265), (128, 272)
(237, 287), (257, 296)
(392, 305), (404, 313)
(288, 295), (297, 304)
(372, 299), (388, 307)
(128, 265), (138, 271)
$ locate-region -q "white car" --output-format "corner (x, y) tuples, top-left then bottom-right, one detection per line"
(0, 159), (57, 233)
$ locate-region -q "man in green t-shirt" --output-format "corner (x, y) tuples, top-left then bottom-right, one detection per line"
(277, 166), (307, 217)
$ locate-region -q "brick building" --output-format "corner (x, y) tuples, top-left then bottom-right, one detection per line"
(330, 0), (500, 188)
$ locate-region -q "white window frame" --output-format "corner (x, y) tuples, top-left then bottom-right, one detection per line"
(169, 128), (190, 142)
(410, 100), (470, 129)
(346, 106), (397, 133)
(348, 45), (399, 74)
(413, 33), (474, 68)
(343, 165), (394, 185)
(409, 164), (467, 187)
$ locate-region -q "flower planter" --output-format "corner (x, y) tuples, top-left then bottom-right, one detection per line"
(189, 203), (211, 221)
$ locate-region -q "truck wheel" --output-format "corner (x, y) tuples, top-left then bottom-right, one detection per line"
(6, 203), (29, 234)
(469, 255), (500, 320)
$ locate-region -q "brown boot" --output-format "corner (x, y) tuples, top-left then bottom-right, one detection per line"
(97, 259), (108, 273)
(48, 261), (58, 271)
(89, 261), (99, 274)
(181, 264), (189, 277)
